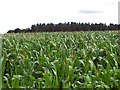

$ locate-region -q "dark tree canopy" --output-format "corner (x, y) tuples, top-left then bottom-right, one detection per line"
(7, 22), (120, 33)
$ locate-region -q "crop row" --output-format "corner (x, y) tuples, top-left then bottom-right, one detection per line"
(1, 31), (120, 89)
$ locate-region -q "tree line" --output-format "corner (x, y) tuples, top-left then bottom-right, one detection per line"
(7, 22), (120, 33)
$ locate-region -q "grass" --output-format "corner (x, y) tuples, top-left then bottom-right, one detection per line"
(1, 31), (120, 89)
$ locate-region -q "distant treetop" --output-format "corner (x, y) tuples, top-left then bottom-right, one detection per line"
(7, 22), (120, 33)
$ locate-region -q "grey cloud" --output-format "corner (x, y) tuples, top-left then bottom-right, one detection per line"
(79, 10), (103, 14)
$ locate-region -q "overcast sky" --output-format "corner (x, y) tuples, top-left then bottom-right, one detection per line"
(0, 0), (119, 34)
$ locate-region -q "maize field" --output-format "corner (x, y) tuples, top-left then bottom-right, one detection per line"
(1, 31), (120, 89)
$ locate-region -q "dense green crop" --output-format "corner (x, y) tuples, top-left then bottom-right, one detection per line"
(0, 34), (2, 90)
(1, 31), (120, 89)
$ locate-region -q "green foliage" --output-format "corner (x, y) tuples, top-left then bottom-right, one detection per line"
(2, 31), (120, 89)
(0, 34), (3, 90)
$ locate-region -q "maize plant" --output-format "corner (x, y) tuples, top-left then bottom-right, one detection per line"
(0, 34), (2, 90)
(1, 31), (120, 89)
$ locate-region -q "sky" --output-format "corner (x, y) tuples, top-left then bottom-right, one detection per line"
(0, 0), (119, 34)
